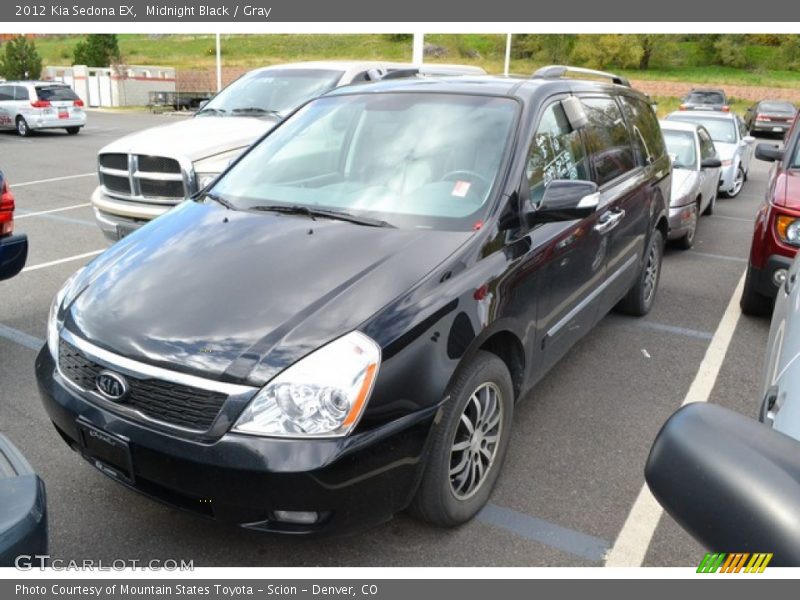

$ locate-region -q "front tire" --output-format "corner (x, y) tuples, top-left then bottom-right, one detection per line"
(672, 203), (698, 250)
(617, 229), (664, 316)
(409, 351), (514, 527)
(16, 117), (31, 137)
(725, 165), (745, 198)
(740, 264), (773, 317)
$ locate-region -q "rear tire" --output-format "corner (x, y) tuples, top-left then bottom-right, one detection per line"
(740, 264), (773, 317)
(66, 126), (81, 135)
(409, 351), (514, 528)
(617, 229), (664, 317)
(15, 117), (31, 137)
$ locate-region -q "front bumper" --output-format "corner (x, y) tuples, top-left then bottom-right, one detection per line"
(749, 254), (794, 299)
(719, 164), (735, 192)
(91, 186), (175, 241)
(0, 233), (28, 282)
(35, 347), (435, 535)
(667, 204), (695, 240)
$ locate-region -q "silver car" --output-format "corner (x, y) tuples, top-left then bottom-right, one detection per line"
(665, 110), (755, 198)
(0, 81), (86, 136)
(760, 252), (800, 439)
(660, 120), (722, 249)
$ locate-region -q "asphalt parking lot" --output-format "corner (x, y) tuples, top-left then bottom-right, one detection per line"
(0, 110), (774, 567)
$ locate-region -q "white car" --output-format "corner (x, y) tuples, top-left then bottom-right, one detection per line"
(0, 81), (86, 136)
(659, 119), (722, 249)
(90, 61), (486, 241)
(665, 110), (755, 198)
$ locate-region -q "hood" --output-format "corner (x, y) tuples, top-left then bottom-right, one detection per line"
(713, 142), (737, 162)
(98, 115), (281, 162)
(669, 169), (699, 206)
(67, 201), (471, 386)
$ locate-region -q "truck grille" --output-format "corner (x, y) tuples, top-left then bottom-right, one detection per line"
(98, 153), (192, 203)
(58, 339), (227, 431)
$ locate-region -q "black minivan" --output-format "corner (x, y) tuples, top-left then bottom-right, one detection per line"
(37, 67), (670, 534)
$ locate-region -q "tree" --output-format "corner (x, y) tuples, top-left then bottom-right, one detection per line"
(571, 35), (643, 70)
(713, 35), (749, 68)
(0, 36), (42, 80)
(73, 34), (121, 67)
(780, 35), (800, 70)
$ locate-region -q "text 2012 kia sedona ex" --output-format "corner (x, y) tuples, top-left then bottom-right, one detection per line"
(37, 68), (670, 534)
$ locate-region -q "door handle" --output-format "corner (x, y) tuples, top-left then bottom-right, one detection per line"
(594, 209), (626, 234)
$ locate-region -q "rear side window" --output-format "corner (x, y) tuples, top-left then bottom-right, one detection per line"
(619, 96), (666, 166)
(526, 101), (590, 205)
(13, 86), (29, 101)
(35, 86), (79, 101)
(581, 97), (636, 186)
(0, 86), (13, 101)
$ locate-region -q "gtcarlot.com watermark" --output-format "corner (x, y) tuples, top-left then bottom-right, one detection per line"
(14, 555), (194, 571)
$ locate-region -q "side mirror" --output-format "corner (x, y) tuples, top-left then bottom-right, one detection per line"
(743, 135), (756, 144)
(524, 180), (599, 226)
(197, 99), (209, 110)
(561, 97), (588, 130)
(645, 403), (800, 565)
(756, 143), (784, 163)
(700, 157), (722, 169)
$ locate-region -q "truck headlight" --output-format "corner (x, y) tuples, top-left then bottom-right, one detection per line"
(776, 215), (800, 247)
(47, 268), (85, 359)
(232, 331), (381, 438)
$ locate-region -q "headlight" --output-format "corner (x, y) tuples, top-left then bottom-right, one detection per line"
(232, 331), (381, 438)
(776, 215), (800, 247)
(47, 268), (85, 358)
(193, 150), (243, 191)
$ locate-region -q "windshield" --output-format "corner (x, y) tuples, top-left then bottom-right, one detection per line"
(663, 130), (697, 169)
(760, 101), (796, 113)
(211, 92), (518, 231)
(668, 115), (736, 144)
(199, 68), (344, 117)
(685, 91), (725, 105)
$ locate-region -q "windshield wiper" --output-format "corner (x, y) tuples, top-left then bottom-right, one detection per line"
(231, 107), (283, 118)
(249, 205), (394, 228)
(196, 107), (226, 116)
(204, 191), (236, 210)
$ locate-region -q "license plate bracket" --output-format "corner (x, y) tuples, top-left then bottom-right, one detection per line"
(77, 421), (134, 484)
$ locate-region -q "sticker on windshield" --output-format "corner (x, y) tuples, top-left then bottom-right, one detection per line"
(452, 181), (471, 197)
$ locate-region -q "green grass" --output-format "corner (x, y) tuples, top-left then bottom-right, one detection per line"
(28, 34), (800, 90)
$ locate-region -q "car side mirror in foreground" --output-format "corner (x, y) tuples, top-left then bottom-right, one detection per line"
(645, 403), (800, 565)
(755, 143), (785, 163)
(524, 180), (599, 226)
(743, 135), (756, 144)
(700, 158), (722, 169)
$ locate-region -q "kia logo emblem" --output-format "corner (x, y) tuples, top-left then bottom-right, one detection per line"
(95, 370), (129, 402)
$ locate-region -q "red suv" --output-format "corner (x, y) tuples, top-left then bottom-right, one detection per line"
(741, 114), (800, 315)
(0, 171), (28, 281)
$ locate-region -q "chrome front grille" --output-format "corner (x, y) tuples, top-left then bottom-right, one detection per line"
(98, 153), (195, 204)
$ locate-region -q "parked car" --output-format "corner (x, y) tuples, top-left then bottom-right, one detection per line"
(0, 435), (48, 566)
(659, 120), (722, 248)
(666, 110), (755, 198)
(744, 100), (797, 137)
(646, 402), (800, 564)
(0, 170), (28, 281)
(0, 81), (86, 137)
(90, 61), (486, 241)
(759, 252), (800, 436)
(740, 113), (800, 315)
(38, 67), (669, 534)
(679, 88), (730, 112)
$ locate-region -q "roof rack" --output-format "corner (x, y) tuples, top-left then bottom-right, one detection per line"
(531, 65), (630, 87)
